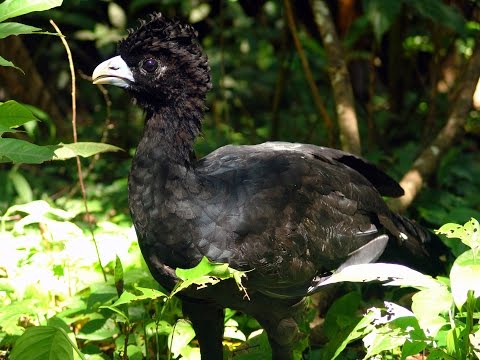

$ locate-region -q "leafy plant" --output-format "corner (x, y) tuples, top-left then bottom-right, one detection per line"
(319, 218), (480, 359)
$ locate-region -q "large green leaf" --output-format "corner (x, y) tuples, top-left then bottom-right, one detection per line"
(0, 0), (63, 23)
(168, 319), (196, 359)
(9, 326), (74, 360)
(411, 286), (451, 337)
(319, 263), (441, 289)
(363, 0), (402, 43)
(0, 100), (37, 128)
(52, 142), (123, 159)
(0, 138), (54, 163)
(0, 22), (42, 39)
(449, 249), (480, 308)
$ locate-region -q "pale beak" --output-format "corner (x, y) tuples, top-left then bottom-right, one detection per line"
(92, 55), (134, 88)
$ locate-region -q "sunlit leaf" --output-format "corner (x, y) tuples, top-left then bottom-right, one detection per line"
(0, 0), (63, 23)
(108, 287), (167, 307)
(172, 257), (249, 298)
(168, 319), (196, 359)
(52, 142), (122, 160)
(436, 218), (480, 253)
(319, 263), (441, 289)
(411, 287), (451, 337)
(449, 249), (480, 308)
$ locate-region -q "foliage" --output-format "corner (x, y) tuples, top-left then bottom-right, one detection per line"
(0, 0), (479, 359)
(316, 219), (480, 359)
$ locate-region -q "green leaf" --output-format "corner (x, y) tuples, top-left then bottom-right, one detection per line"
(0, 22), (42, 39)
(411, 286), (451, 337)
(8, 169), (33, 203)
(52, 142), (123, 159)
(108, 287), (167, 307)
(0, 100), (38, 128)
(114, 255), (124, 296)
(331, 310), (378, 360)
(363, 0), (402, 43)
(0, 55), (23, 72)
(0, 0), (63, 23)
(168, 319), (196, 359)
(172, 257), (249, 297)
(9, 326), (74, 360)
(404, 0), (466, 34)
(319, 263), (441, 289)
(0, 138), (54, 163)
(76, 318), (118, 341)
(449, 249), (480, 308)
(436, 218), (480, 252)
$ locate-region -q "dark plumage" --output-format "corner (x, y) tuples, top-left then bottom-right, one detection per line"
(92, 13), (439, 359)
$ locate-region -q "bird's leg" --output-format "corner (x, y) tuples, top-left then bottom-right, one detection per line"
(182, 300), (225, 360)
(254, 298), (309, 360)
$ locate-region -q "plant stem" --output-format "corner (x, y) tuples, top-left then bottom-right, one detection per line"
(50, 20), (107, 282)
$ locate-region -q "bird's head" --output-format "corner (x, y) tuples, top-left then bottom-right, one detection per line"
(92, 13), (212, 112)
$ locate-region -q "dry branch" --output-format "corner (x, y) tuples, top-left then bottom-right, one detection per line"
(311, 0), (361, 155)
(388, 38), (480, 212)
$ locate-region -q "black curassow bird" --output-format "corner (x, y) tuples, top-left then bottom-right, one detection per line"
(92, 13), (440, 360)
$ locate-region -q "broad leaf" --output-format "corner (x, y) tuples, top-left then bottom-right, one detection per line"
(436, 218), (480, 253)
(76, 318), (118, 341)
(52, 142), (122, 159)
(107, 287), (167, 307)
(0, 0), (63, 23)
(172, 257), (249, 297)
(0, 138), (54, 163)
(168, 320), (196, 359)
(0, 100), (38, 128)
(411, 287), (451, 337)
(449, 249), (480, 308)
(0, 22), (42, 39)
(319, 263), (441, 289)
(9, 326), (74, 360)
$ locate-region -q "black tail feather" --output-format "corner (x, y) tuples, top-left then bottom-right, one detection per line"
(379, 213), (446, 275)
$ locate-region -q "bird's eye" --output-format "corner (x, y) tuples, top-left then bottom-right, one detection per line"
(142, 58), (158, 73)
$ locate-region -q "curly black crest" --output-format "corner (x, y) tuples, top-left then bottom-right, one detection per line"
(118, 12), (212, 112)
(119, 13), (200, 56)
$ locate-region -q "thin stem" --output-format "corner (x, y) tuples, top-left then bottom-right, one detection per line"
(50, 20), (107, 282)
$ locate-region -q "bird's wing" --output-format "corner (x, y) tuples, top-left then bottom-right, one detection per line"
(194, 142), (397, 297)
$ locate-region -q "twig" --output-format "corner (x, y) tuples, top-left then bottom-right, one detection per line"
(311, 0), (361, 155)
(283, 0), (335, 146)
(50, 20), (107, 282)
(388, 38), (480, 212)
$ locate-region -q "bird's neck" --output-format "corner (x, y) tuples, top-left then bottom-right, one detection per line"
(135, 105), (202, 168)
